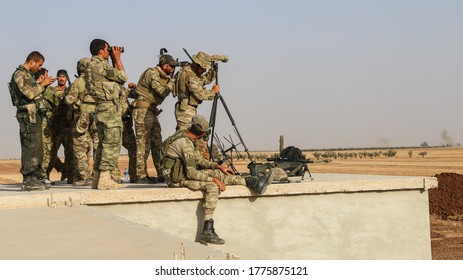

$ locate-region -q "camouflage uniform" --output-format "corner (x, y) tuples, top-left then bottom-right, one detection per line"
(47, 86), (74, 183)
(37, 86), (65, 179)
(174, 52), (216, 158)
(65, 66), (97, 184)
(161, 129), (245, 220)
(85, 55), (128, 173)
(174, 61), (216, 130)
(133, 65), (175, 180)
(9, 65), (44, 182)
(120, 86), (137, 181)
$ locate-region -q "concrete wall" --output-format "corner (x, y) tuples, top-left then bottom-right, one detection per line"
(0, 174), (436, 260)
(96, 178), (433, 259)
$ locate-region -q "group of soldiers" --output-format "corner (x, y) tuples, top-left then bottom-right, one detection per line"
(8, 38), (274, 245)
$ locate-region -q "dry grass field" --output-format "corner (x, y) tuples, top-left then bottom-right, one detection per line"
(1, 146), (462, 259)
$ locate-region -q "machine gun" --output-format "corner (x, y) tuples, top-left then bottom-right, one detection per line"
(248, 146), (331, 182)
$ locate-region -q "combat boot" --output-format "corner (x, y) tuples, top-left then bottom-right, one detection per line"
(21, 177), (47, 192)
(199, 219), (225, 245)
(73, 178), (91, 187)
(91, 171), (100, 189)
(245, 169), (275, 194)
(135, 177), (151, 184)
(97, 171), (124, 190)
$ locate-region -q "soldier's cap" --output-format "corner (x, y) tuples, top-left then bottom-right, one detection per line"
(190, 115), (209, 135)
(192, 52), (212, 70)
(159, 54), (179, 67)
(76, 57), (91, 70)
(57, 69), (68, 77)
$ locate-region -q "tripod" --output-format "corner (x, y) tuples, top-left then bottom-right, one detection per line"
(208, 62), (253, 174)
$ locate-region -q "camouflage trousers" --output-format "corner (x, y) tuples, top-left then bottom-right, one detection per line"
(17, 112), (43, 180)
(174, 101), (196, 131)
(41, 118), (64, 179)
(133, 107), (163, 179)
(47, 127), (74, 182)
(122, 115), (137, 181)
(72, 111), (98, 181)
(94, 102), (122, 172)
(174, 102), (211, 159)
(179, 170), (246, 220)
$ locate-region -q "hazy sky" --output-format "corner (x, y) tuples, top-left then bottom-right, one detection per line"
(1, 0), (463, 158)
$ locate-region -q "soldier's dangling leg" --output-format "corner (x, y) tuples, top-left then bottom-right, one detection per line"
(182, 179), (220, 220)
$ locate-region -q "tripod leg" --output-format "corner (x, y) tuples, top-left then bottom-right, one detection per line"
(208, 95), (219, 160)
(218, 95), (252, 161)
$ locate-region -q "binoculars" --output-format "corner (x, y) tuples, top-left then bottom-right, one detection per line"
(108, 46), (125, 53)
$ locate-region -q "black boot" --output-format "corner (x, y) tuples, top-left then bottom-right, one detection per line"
(22, 176), (47, 192)
(199, 219), (225, 245)
(245, 169), (275, 194)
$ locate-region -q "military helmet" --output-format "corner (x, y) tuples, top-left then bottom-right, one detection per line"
(76, 57), (91, 73)
(190, 115), (209, 135)
(191, 52), (212, 70)
(159, 54), (178, 67)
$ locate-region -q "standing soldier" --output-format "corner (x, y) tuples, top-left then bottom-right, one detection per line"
(47, 69), (74, 183)
(132, 53), (178, 183)
(85, 38), (127, 190)
(174, 51), (218, 131)
(35, 68), (64, 184)
(8, 51), (55, 191)
(65, 58), (97, 186)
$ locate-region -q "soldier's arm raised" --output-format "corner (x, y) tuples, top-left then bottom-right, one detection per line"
(14, 72), (45, 100)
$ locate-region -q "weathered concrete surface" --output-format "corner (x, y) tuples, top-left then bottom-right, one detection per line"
(0, 173), (437, 260)
(0, 206), (227, 260)
(0, 173), (436, 209)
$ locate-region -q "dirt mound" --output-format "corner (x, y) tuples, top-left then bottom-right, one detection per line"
(429, 173), (463, 219)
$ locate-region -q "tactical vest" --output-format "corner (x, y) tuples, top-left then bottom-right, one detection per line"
(8, 67), (37, 108)
(176, 66), (201, 107)
(160, 130), (192, 184)
(135, 67), (169, 107)
(72, 76), (95, 104)
(86, 58), (120, 103)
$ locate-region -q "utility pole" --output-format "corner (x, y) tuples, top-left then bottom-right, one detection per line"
(279, 135), (284, 152)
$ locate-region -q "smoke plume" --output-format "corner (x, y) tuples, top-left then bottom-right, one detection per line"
(441, 130), (454, 146)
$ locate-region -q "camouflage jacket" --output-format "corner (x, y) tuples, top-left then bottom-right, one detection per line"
(161, 130), (217, 182)
(85, 55), (128, 103)
(37, 86), (63, 120)
(52, 86), (72, 131)
(175, 65), (216, 106)
(135, 66), (174, 106)
(65, 74), (94, 108)
(10, 65), (44, 108)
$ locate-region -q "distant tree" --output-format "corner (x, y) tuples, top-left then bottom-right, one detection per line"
(419, 151), (427, 158)
(384, 149), (397, 158)
(408, 150), (413, 158)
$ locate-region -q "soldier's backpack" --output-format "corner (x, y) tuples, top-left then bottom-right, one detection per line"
(280, 146), (305, 162)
